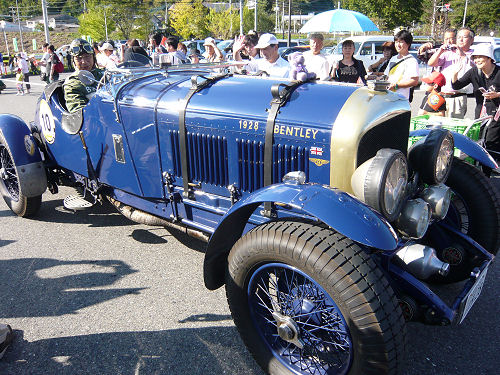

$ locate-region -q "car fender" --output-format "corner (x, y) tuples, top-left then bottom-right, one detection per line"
(410, 129), (498, 169)
(203, 183), (398, 290)
(0, 114), (47, 197)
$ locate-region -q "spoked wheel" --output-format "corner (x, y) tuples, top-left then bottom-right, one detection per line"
(431, 158), (500, 283)
(226, 221), (406, 375)
(0, 143), (20, 201)
(0, 134), (41, 217)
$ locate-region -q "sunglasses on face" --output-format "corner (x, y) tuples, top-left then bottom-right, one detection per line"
(71, 44), (93, 55)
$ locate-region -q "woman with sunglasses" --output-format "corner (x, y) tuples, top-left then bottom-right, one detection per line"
(63, 39), (104, 113)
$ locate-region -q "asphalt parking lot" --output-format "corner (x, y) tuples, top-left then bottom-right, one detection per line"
(0, 76), (499, 375)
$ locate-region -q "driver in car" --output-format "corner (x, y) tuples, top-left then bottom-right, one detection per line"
(64, 39), (104, 113)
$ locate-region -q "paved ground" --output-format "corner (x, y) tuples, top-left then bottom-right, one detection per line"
(0, 76), (499, 375)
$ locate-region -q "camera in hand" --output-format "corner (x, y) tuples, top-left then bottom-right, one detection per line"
(445, 45), (456, 51)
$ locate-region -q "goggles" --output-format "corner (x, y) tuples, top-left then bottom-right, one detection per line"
(71, 43), (93, 56)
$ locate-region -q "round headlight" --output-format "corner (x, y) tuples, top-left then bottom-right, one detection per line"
(351, 149), (408, 221)
(408, 129), (454, 184)
(394, 198), (431, 239)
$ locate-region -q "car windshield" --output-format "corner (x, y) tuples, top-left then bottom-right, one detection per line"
(217, 40), (232, 51)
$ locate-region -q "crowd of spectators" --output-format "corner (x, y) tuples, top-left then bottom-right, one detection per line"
(0, 28), (498, 160)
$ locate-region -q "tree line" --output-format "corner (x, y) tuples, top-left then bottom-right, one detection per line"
(0, 0), (497, 42)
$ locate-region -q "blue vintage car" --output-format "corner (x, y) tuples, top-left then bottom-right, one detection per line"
(0, 65), (499, 375)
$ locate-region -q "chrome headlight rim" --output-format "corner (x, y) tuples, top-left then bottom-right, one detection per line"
(351, 149), (408, 222)
(409, 129), (454, 185)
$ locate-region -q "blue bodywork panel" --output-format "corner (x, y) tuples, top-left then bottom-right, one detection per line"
(0, 114), (42, 166)
(410, 128), (498, 168)
(204, 182), (398, 290)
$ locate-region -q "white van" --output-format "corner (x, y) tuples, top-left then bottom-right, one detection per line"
(328, 35), (394, 69)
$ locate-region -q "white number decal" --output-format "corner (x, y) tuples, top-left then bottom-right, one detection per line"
(38, 100), (56, 144)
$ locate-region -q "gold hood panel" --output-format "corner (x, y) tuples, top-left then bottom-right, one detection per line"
(330, 87), (411, 194)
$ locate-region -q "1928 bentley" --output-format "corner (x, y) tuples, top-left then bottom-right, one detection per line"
(0, 64), (499, 375)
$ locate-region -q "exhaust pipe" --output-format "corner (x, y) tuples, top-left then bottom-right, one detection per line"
(107, 196), (210, 243)
(394, 243), (449, 280)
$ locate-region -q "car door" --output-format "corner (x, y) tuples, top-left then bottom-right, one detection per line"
(357, 42), (374, 69)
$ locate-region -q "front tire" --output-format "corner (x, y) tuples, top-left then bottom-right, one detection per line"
(0, 134), (41, 217)
(226, 221), (406, 375)
(431, 159), (500, 282)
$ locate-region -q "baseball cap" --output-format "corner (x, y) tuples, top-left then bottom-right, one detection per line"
(422, 71), (446, 87)
(255, 33), (278, 49)
(203, 37), (215, 46)
(100, 42), (114, 51)
(471, 43), (495, 63)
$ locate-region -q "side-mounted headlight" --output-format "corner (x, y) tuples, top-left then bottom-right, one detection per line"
(351, 149), (408, 221)
(408, 129), (454, 184)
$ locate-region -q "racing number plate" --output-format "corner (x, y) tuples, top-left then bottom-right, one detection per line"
(458, 265), (489, 324)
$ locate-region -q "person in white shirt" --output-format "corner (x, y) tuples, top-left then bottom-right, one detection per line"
(426, 27), (475, 118)
(248, 33), (289, 78)
(302, 33), (329, 81)
(38, 43), (50, 83)
(99, 42), (119, 69)
(232, 32), (260, 72)
(384, 29), (419, 101)
(16, 53), (30, 94)
(202, 37), (223, 63)
(94, 42), (108, 69)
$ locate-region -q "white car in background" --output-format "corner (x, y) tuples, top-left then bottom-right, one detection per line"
(55, 44), (70, 62)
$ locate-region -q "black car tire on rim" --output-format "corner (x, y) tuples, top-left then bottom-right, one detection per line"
(434, 158), (500, 282)
(0, 133), (41, 217)
(225, 220), (406, 375)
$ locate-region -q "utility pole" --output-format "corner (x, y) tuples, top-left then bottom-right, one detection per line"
(165, 1), (168, 29)
(1, 22), (10, 55)
(41, 0), (50, 44)
(14, 0), (24, 53)
(462, 0), (468, 27)
(274, 0), (278, 33)
(254, 0), (257, 32)
(431, 0), (436, 40)
(239, 0), (243, 35)
(282, 2), (284, 39)
(287, 0), (291, 47)
(104, 7), (108, 40)
(230, 0), (233, 36)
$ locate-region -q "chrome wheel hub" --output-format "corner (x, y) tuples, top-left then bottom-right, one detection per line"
(272, 311), (304, 349)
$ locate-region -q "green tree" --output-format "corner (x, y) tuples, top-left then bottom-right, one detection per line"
(62, 0), (83, 17)
(129, 9), (155, 41)
(448, 0), (500, 35)
(78, 0), (116, 41)
(206, 8), (240, 39)
(242, 5), (275, 34)
(344, 0), (423, 30)
(108, 0), (139, 39)
(170, 0), (209, 39)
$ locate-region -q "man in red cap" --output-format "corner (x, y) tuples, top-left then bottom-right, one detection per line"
(418, 71), (447, 116)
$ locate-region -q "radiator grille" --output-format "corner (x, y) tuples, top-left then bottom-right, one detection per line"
(169, 130), (229, 187)
(357, 112), (411, 167)
(236, 139), (309, 192)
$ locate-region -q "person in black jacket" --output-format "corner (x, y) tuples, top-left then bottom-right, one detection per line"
(122, 39), (151, 66)
(452, 43), (500, 167)
(331, 39), (367, 84)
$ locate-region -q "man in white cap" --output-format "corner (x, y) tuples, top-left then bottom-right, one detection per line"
(451, 43), (500, 169)
(303, 33), (329, 80)
(99, 42), (119, 69)
(202, 37), (223, 63)
(247, 33), (289, 78)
